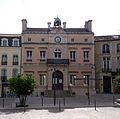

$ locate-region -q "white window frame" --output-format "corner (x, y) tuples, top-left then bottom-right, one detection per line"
(1, 38), (8, 46)
(27, 51), (32, 61)
(54, 49), (61, 59)
(12, 38), (19, 46)
(70, 51), (76, 61)
(40, 51), (46, 61)
(40, 74), (46, 86)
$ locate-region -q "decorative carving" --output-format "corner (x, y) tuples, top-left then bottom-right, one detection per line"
(54, 17), (61, 27)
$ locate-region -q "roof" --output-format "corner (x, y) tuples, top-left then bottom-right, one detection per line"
(22, 27), (93, 34)
(95, 35), (120, 41)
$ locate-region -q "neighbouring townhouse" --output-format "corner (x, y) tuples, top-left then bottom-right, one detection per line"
(95, 35), (120, 93)
(0, 34), (21, 97)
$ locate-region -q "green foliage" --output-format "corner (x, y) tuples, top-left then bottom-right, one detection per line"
(9, 74), (35, 106)
(113, 75), (120, 93)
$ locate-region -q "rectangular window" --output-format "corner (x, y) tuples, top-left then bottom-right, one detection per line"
(13, 55), (18, 65)
(83, 75), (89, 86)
(40, 74), (46, 86)
(1, 55), (7, 65)
(83, 51), (89, 62)
(27, 51), (32, 61)
(117, 56), (120, 71)
(70, 75), (76, 86)
(40, 51), (46, 61)
(117, 44), (120, 53)
(70, 51), (76, 61)
(1, 69), (7, 82)
(102, 57), (111, 72)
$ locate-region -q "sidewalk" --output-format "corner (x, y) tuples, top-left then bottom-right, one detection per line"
(0, 94), (120, 110)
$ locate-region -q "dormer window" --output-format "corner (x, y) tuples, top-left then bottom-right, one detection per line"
(1, 38), (8, 46)
(12, 38), (19, 46)
(102, 44), (110, 54)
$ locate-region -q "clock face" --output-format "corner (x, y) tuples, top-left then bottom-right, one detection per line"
(55, 36), (61, 43)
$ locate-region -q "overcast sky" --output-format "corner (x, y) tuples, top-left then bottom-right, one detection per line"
(0, 0), (120, 36)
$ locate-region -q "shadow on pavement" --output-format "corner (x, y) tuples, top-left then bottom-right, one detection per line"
(48, 107), (64, 113)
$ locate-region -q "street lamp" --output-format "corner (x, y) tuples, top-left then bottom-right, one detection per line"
(53, 69), (57, 106)
(83, 75), (90, 105)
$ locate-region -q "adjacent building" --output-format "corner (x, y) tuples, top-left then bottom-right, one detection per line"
(95, 35), (120, 93)
(0, 34), (21, 97)
(21, 17), (95, 96)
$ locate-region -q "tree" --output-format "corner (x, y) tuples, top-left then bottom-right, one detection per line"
(9, 74), (35, 106)
(113, 75), (120, 93)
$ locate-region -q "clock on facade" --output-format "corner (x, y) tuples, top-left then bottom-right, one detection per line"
(55, 36), (61, 43)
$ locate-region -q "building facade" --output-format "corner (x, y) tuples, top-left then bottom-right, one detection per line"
(0, 34), (21, 97)
(21, 17), (95, 96)
(95, 35), (120, 93)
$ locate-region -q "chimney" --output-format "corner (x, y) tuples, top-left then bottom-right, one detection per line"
(88, 20), (92, 32)
(85, 21), (88, 30)
(47, 22), (51, 29)
(22, 19), (27, 31)
(63, 22), (66, 29)
(84, 20), (92, 32)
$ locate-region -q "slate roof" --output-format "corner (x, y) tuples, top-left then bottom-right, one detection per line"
(95, 35), (120, 41)
(22, 27), (93, 34)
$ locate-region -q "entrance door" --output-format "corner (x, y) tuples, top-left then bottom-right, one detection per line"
(103, 76), (111, 93)
(52, 70), (63, 90)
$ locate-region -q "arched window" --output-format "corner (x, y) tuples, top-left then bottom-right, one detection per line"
(54, 48), (61, 59)
(12, 38), (19, 46)
(102, 44), (110, 53)
(1, 38), (8, 46)
(1, 69), (7, 82)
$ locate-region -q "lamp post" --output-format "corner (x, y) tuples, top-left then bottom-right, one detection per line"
(83, 76), (90, 105)
(53, 69), (56, 106)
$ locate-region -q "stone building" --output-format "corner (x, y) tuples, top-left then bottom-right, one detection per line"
(95, 35), (120, 93)
(21, 17), (95, 96)
(0, 34), (21, 97)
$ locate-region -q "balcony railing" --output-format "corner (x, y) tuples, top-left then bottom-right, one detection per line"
(102, 68), (112, 72)
(13, 62), (18, 65)
(1, 62), (7, 65)
(47, 59), (69, 64)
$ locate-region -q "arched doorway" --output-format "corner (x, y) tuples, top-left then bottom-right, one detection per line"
(52, 70), (63, 90)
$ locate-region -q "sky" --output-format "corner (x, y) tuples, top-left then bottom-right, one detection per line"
(0, 0), (120, 36)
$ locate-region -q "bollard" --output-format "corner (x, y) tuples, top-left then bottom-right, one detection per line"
(63, 97), (65, 106)
(2, 98), (4, 108)
(59, 100), (61, 112)
(113, 95), (115, 105)
(41, 96), (43, 106)
(94, 99), (97, 111)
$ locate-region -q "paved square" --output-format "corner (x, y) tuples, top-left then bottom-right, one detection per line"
(0, 107), (120, 119)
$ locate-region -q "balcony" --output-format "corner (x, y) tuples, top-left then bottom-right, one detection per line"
(13, 62), (18, 65)
(47, 59), (69, 64)
(102, 68), (112, 72)
(1, 62), (7, 65)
